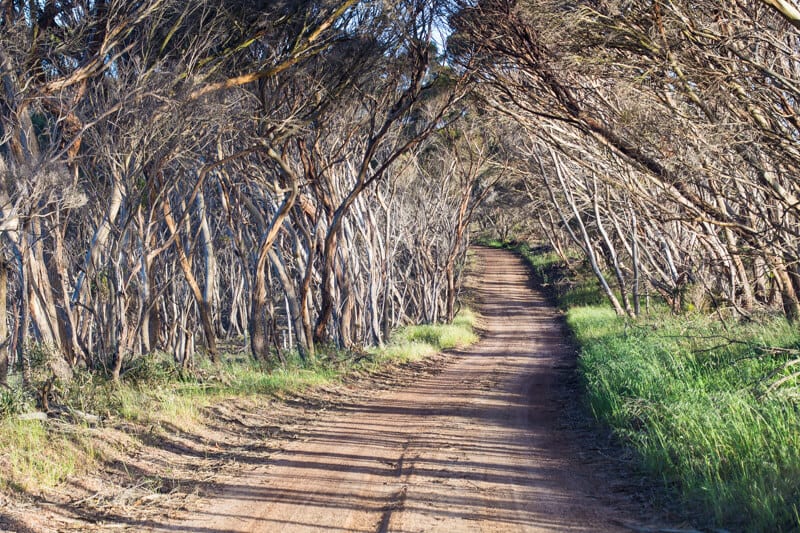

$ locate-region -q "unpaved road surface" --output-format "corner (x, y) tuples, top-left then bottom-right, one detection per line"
(154, 247), (642, 532)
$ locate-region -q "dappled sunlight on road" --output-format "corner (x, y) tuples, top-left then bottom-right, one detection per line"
(148, 247), (634, 532)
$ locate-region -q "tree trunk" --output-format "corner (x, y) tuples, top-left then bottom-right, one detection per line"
(445, 261), (457, 324)
(162, 197), (218, 361)
(249, 274), (271, 361)
(630, 211), (641, 317)
(0, 259), (8, 384)
(543, 148), (626, 316)
(248, 159), (298, 360)
(269, 248), (311, 360)
(197, 191), (219, 333)
(593, 181), (634, 317)
(110, 257), (130, 381)
(772, 257), (800, 323)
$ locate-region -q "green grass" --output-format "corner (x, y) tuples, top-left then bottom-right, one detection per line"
(571, 307), (800, 531)
(0, 418), (96, 491)
(477, 237), (510, 249)
(25, 309), (477, 426)
(105, 354), (351, 427)
(369, 309), (479, 363)
(512, 243), (800, 531)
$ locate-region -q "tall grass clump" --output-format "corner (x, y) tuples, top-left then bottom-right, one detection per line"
(0, 418), (95, 491)
(370, 309), (479, 363)
(570, 306), (800, 532)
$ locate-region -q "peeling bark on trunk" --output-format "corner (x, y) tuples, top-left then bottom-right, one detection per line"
(0, 258), (8, 384)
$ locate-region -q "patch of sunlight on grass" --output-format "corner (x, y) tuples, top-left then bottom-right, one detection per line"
(223, 365), (340, 396)
(567, 305), (621, 342)
(374, 341), (438, 363)
(369, 308), (479, 363)
(0, 418), (94, 491)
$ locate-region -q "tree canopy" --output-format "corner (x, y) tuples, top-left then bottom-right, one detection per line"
(1, 0), (799, 388)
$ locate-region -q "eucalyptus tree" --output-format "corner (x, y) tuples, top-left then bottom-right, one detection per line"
(0, 0), (489, 402)
(417, 112), (503, 322)
(0, 0), (394, 380)
(0, 0), (187, 380)
(451, 0), (800, 320)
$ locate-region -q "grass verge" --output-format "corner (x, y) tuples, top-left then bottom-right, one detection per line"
(0, 309), (479, 493)
(0, 417), (96, 492)
(572, 306), (800, 531)
(508, 242), (800, 532)
(369, 309), (479, 363)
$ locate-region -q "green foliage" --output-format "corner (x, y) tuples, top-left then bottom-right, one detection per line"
(571, 307), (800, 532)
(0, 387), (33, 418)
(511, 243), (800, 531)
(372, 309), (479, 363)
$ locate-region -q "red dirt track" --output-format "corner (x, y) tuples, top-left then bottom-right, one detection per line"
(152, 246), (641, 532)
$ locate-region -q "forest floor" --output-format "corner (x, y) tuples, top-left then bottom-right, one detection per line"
(1, 247), (692, 532)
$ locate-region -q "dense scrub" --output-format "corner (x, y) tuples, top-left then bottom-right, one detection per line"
(460, 0), (800, 324)
(0, 0), (501, 395)
(513, 243), (800, 532)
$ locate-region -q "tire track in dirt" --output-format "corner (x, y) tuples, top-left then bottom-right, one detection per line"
(149, 246), (644, 532)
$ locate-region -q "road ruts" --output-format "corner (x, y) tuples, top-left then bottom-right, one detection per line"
(150, 247), (635, 532)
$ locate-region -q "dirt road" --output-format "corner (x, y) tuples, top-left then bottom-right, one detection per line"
(155, 247), (638, 532)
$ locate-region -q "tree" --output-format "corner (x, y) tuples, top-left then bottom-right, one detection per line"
(451, 0), (800, 320)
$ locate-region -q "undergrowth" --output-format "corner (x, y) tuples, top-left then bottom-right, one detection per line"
(371, 309), (478, 363)
(0, 418), (97, 492)
(0, 309), (478, 492)
(572, 308), (800, 532)
(505, 240), (800, 532)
